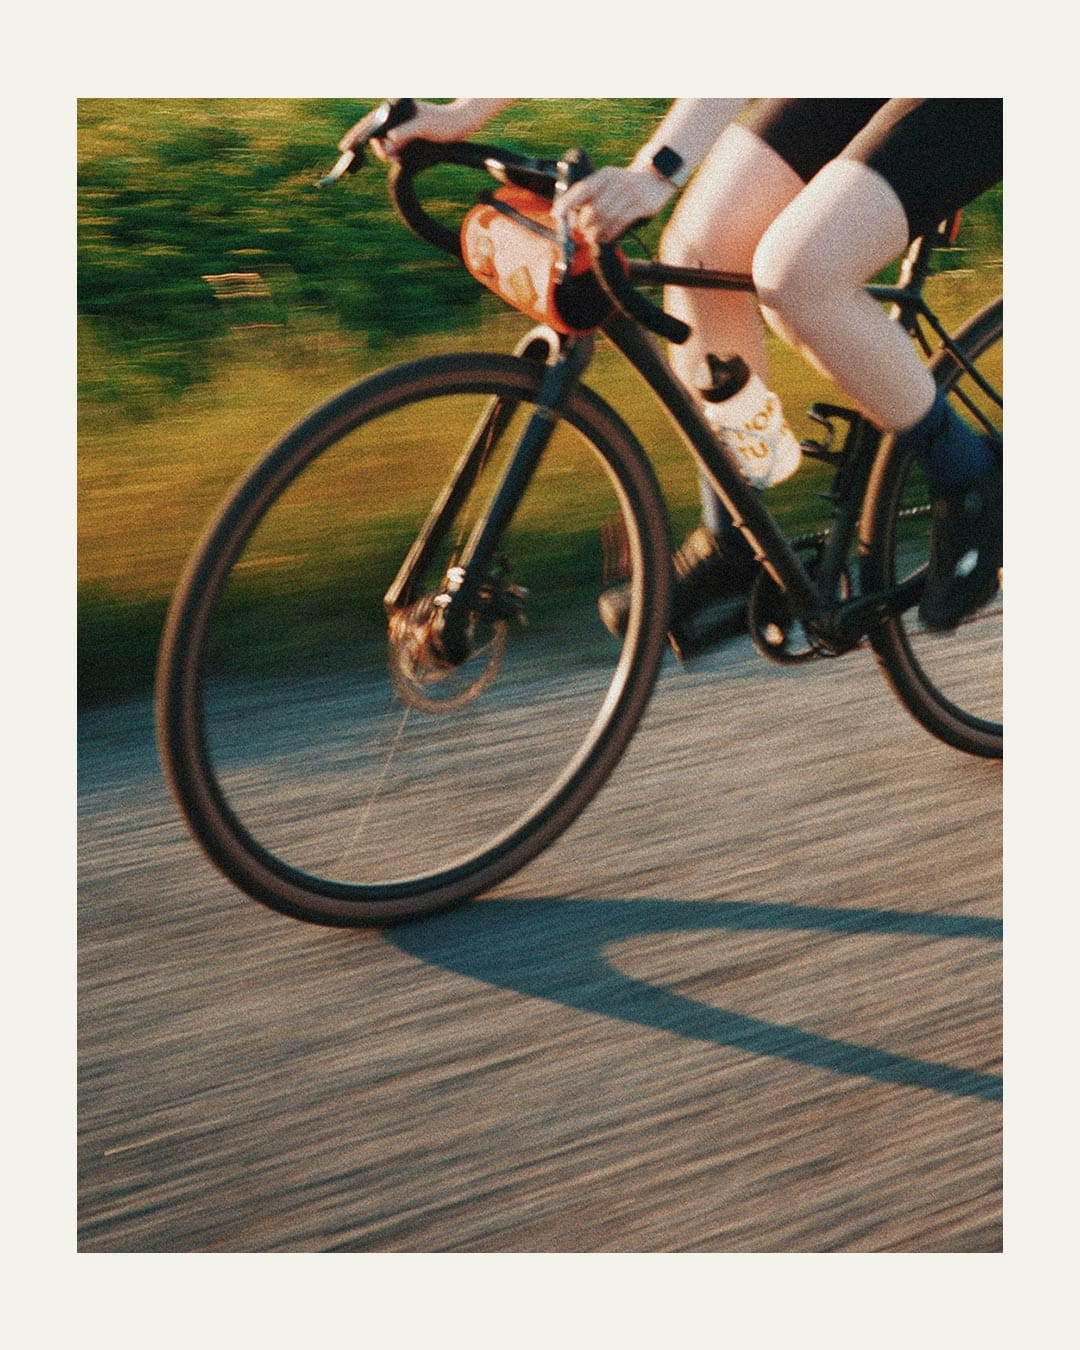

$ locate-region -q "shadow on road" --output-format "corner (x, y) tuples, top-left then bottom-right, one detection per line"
(388, 897), (1001, 1102)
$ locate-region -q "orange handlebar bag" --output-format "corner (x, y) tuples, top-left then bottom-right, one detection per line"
(461, 186), (621, 334)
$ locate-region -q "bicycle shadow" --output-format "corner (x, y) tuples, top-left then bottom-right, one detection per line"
(387, 897), (1002, 1102)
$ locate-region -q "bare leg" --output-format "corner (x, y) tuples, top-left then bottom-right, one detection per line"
(753, 154), (999, 629)
(660, 124), (803, 532)
(752, 158), (935, 431)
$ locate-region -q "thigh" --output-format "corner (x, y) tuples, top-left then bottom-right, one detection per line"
(747, 98), (889, 182)
(840, 97), (1003, 239)
(662, 120), (805, 271)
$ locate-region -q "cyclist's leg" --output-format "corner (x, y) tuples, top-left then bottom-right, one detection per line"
(846, 98), (1003, 492)
(662, 119), (799, 539)
(662, 120), (800, 400)
(751, 98), (1003, 627)
(661, 99), (887, 550)
(752, 98), (1002, 442)
(600, 111), (808, 645)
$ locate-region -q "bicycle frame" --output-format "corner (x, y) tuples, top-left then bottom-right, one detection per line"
(384, 195), (991, 662)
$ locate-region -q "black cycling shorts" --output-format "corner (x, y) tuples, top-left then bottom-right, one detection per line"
(746, 97), (1003, 240)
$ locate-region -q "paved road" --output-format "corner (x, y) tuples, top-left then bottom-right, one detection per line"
(78, 634), (1001, 1251)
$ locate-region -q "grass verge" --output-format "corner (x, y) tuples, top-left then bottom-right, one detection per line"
(78, 268), (1001, 707)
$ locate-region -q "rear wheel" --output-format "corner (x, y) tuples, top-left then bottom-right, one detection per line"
(861, 297), (1003, 758)
(156, 352), (672, 924)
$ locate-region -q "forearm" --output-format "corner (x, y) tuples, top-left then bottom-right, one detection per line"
(629, 99), (747, 176)
(439, 98), (516, 137)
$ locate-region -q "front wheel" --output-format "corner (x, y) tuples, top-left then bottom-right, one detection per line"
(861, 297), (1003, 758)
(156, 352), (673, 925)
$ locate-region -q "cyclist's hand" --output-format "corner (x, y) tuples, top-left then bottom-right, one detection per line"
(340, 99), (511, 164)
(553, 166), (675, 248)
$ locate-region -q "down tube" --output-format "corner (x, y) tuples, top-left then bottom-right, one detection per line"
(601, 313), (824, 620)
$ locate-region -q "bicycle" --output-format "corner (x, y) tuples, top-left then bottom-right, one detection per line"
(155, 100), (1003, 926)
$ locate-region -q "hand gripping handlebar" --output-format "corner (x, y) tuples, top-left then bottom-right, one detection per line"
(319, 101), (691, 345)
(316, 97), (419, 186)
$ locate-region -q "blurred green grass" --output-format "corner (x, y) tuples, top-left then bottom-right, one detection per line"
(78, 99), (1002, 706)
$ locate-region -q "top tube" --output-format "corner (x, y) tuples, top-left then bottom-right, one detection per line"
(625, 212), (961, 304)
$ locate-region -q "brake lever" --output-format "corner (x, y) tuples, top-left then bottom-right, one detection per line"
(316, 148), (359, 188)
(316, 99), (416, 188)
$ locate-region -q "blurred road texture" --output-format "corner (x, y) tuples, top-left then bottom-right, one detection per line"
(78, 637), (1001, 1251)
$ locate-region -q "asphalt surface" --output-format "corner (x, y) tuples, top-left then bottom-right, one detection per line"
(78, 633), (1001, 1251)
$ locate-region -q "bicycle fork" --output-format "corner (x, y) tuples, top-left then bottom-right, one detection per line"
(383, 328), (591, 664)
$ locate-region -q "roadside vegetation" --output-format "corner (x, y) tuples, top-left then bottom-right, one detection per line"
(78, 99), (1002, 705)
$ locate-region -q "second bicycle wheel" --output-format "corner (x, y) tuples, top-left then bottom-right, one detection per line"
(861, 297), (1003, 758)
(156, 351), (672, 924)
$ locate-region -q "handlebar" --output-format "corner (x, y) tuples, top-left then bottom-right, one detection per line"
(392, 138), (559, 257)
(319, 101), (691, 345)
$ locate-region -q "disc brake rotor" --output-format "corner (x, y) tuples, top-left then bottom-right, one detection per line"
(388, 596), (508, 713)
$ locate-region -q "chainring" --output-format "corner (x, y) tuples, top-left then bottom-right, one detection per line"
(747, 537), (851, 665)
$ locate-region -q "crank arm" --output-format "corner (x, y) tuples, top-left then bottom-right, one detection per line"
(808, 573), (925, 653)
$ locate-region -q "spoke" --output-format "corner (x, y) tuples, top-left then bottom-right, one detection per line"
(332, 697), (414, 876)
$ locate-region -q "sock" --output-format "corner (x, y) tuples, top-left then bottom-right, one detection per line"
(700, 481), (755, 562)
(898, 388), (993, 495)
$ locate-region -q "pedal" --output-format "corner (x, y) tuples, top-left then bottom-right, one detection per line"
(478, 581), (529, 623)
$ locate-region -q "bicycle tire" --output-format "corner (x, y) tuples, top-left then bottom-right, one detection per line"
(156, 352), (673, 924)
(860, 297), (1003, 758)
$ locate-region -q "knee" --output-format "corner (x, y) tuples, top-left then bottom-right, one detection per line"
(751, 221), (823, 339)
(659, 193), (761, 273)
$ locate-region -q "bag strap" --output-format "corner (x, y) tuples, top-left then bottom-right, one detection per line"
(477, 190), (561, 243)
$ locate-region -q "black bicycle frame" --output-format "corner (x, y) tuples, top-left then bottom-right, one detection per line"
(384, 222), (983, 659)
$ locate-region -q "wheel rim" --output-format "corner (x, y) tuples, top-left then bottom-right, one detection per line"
(164, 363), (667, 906)
(878, 308), (1003, 744)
